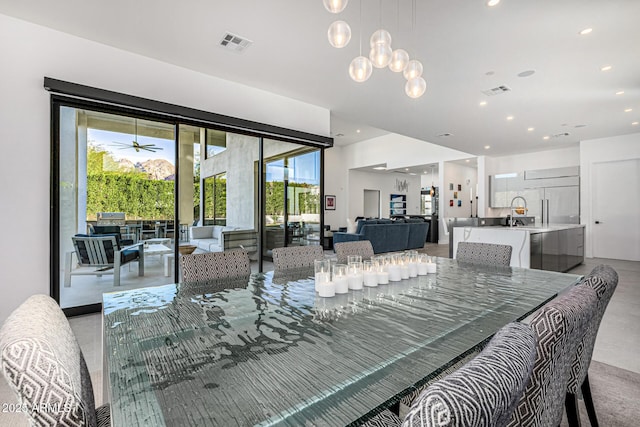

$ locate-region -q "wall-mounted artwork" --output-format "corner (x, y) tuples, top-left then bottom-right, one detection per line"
(449, 183), (454, 190)
(457, 200), (462, 207)
(449, 199), (454, 207)
(457, 184), (462, 191)
(325, 195), (336, 210)
(453, 191), (458, 199)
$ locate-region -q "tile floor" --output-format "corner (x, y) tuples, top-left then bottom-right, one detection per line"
(1, 243), (638, 426)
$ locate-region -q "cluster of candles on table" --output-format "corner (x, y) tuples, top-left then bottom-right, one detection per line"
(314, 251), (437, 298)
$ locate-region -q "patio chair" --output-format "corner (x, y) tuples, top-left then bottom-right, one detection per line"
(64, 235), (144, 287)
(0, 294), (111, 426)
(272, 245), (324, 270)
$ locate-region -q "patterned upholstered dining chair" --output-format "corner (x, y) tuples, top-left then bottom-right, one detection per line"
(363, 322), (537, 427)
(334, 240), (375, 264)
(456, 241), (512, 267)
(180, 249), (251, 282)
(0, 295), (110, 427)
(565, 265), (619, 427)
(272, 245), (324, 270)
(508, 284), (598, 427)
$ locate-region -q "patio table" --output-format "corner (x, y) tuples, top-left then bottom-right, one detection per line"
(103, 257), (581, 426)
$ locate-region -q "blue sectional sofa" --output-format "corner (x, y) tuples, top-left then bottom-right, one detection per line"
(332, 219), (429, 254)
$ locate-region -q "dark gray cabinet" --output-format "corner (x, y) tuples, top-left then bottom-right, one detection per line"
(530, 226), (584, 272)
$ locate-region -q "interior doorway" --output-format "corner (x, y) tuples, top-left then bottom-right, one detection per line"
(592, 158), (640, 261)
(363, 189), (380, 218)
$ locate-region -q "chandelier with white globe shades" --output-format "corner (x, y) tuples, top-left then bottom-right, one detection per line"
(323, 0), (426, 98)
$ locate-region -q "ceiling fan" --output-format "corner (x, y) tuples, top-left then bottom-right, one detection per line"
(109, 119), (163, 153)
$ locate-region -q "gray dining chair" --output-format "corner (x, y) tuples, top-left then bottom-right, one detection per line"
(456, 241), (512, 266)
(272, 245), (324, 270)
(334, 240), (375, 264)
(363, 322), (537, 427)
(565, 265), (618, 427)
(508, 284), (598, 427)
(0, 295), (110, 427)
(180, 249), (250, 282)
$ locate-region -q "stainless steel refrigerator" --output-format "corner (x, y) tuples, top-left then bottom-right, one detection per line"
(522, 167), (580, 225)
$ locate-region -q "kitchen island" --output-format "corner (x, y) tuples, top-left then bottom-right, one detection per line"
(452, 224), (584, 272)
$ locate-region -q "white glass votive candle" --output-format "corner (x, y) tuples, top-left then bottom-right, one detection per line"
(317, 280), (336, 297)
(417, 254), (429, 275)
(376, 259), (389, 284)
(388, 255), (402, 282)
(347, 261), (364, 290)
(362, 261), (378, 287)
(407, 252), (418, 277)
(333, 264), (349, 294)
(400, 255), (410, 280)
(427, 257), (437, 274)
(314, 259), (331, 292)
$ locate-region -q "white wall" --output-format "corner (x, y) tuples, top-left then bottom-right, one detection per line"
(0, 14), (330, 322)
(580, 133), (640, 258)
(342, 133), (472, 170)
(347, 170), (421, 220)
(323, 146), (348, 230)
(442, 162), (478, 220)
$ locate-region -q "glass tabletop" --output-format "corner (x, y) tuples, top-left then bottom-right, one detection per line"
(103, 257), (581, 426)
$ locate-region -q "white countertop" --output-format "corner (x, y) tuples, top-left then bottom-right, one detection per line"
(499, 224), (585, 233)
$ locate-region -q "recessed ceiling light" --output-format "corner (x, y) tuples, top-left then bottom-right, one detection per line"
(579, 28), (593, 35)
(479, 101), (487, 106)
(405, 168), (409, 171)
(527, 127), (535, 132)
(506, 116), (514, 121)
(632, 122), (639, 126)
(373, 166), (386, 170)
(601, 65), (613, 72)
(484, 145), (490, 150)
(616, 91), (625, 95)
(487, 0), (500, 6)
(409, 173), (417, 176)
(356, 129), (361, 133)
(625, 108), (633, 113)
(543, 136), (550, 140)
(465, 159), (470, 163)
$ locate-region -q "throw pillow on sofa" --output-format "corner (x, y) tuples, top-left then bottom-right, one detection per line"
(346, 218), (357, 234)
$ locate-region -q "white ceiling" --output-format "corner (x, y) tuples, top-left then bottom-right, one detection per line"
(1, 0), (639, 156)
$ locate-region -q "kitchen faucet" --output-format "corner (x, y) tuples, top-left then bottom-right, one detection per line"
(510, 196), (528, 227)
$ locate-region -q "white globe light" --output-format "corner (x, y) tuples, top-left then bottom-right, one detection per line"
(328, 21), (351, 48)
(405, 77), (427, 98)
(349, 56), (373, 82)
(369, 44), (393, 68)
(323, 0), (348, 13)
(388, 49), (409, 72)
(403, 59), (423, 80)
(370, 29), (392, 47)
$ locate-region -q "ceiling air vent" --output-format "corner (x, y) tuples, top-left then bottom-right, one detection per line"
(481, 85), (511, 96)
(437, 133), (453, 137)
(219, 32), (253, 53)
(551, 132), (570, 138)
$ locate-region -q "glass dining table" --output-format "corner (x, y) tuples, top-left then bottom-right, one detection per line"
(102, 257), (582, 427)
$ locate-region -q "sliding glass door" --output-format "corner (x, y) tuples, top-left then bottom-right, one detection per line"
(262, 139), (321, 264)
